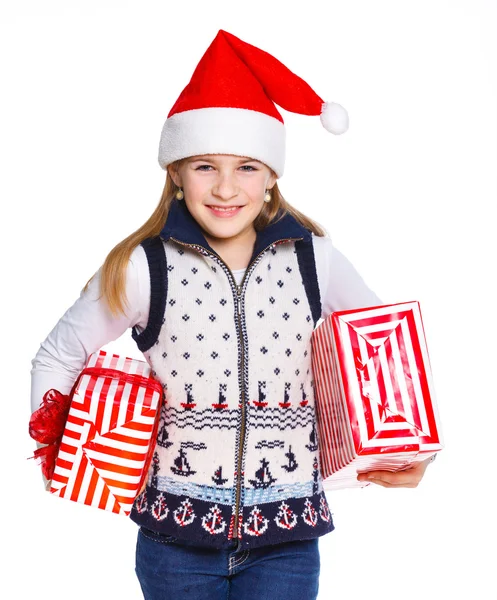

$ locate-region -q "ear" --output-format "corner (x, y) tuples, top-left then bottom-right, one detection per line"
(167, 165), (182, 188)
(267, 172), (278, 190)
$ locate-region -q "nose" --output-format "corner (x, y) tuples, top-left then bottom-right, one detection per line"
(212, 172), (239, 200)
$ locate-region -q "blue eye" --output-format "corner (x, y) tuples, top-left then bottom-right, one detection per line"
(195, 165), (257, 171)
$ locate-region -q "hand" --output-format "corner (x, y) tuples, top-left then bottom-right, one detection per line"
(356, 456), (434, 488)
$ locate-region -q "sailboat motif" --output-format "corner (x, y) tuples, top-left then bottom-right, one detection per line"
(279, 382), (291, 408)
(158, 413), (173, 448)
(248, 457), (277, 488)
(281, 445), (298, 472)
(181, 383), (196, 410)
(173, 498), (196, 527)
(151, 492), (169, 521)
(252, 381), (268, 408)
(243, 505), (269, 537)
(274, 501), (298, 530)
(305, 421), (319, 452)
(301, 498), (318, 527)
(171, 448), (197, 477)
(201, 504), (227, 535)
(212, 465), (228, 485)
(212, 383), (228, 410)
(300, 382), (308, 407)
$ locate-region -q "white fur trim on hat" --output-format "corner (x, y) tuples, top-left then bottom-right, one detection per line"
(158, 107), (286, 178)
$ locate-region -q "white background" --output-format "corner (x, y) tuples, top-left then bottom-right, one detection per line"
(1, 1), (496, 598)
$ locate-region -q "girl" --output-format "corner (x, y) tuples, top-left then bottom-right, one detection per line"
(30, 29), (433, 600)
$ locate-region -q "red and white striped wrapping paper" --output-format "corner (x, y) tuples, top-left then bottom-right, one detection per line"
(50, 349), (163, 515)
(311, 301), (443, 490)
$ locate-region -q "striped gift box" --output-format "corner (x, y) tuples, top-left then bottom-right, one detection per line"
(311, 301), (443, 490)
(50, 350), (163, 515)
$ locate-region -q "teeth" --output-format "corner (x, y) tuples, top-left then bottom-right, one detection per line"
(210, 206), (238, 212)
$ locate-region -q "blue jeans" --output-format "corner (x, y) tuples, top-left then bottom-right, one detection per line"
(135, 527), (321, 600)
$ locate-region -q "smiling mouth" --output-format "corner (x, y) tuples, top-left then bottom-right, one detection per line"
(207, 205), (244, 215)
(207, 205), (243, 210)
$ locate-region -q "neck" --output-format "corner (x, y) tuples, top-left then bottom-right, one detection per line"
(204, 229), (256, 271)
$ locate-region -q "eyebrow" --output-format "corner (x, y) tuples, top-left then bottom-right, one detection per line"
(188, 156), (260, 165)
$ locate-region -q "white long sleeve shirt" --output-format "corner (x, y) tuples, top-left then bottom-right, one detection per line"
(30, 234), (382, 413)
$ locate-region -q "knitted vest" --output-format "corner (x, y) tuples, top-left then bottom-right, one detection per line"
(129, 200), (334, 549)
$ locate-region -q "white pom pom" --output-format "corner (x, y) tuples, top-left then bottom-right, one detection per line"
(320, 101), (349, 135)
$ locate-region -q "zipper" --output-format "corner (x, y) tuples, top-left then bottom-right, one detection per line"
(168, 235), (303, 538)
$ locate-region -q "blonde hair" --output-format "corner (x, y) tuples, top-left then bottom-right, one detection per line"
(82, 158), (328, 318)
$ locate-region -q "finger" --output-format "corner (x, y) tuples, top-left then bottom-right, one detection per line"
(372, 466), (417, 477)
(357, 471), (422, 487)
(368, 470), (422, 486)
(358, 465), (424, 486)
(367, 478), (418, 488)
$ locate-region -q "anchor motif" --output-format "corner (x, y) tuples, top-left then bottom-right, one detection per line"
(243, 505), (269, 537)
(252, 381), (268, 408)
(181, 383), (196, 410)
(274, 501), (298, 530)
(173, 498), (196, 527)
(201, 504), (227, 535)
(301, 498), (318, 527)
(279, 382), (291, 408)
(281, 445), (298, 473)
(151, 492), (169, 521)
(135, 490), (148, 514)
(212, 383), (228, 410)
(319, 496), (331, 523)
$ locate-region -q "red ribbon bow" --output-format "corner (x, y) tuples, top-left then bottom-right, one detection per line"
(29, 388), (72, 480)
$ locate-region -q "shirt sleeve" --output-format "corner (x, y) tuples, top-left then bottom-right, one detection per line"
(312, 234), (384, 321)
(30, 244), (150, 413)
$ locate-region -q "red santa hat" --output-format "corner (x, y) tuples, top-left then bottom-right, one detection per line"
(158, 29), (349, 178)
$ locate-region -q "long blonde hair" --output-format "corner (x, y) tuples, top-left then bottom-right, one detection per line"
(83, 159), (328, 318)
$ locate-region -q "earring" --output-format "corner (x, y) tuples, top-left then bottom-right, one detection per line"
(264, 189), (271, 203)
(175, 187), (184, 200)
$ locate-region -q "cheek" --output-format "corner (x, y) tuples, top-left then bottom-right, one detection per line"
(184, 181), (211, 206)
(243, 178), (266, 197)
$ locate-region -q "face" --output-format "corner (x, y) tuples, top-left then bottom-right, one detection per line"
(168, 154), (277, 249)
